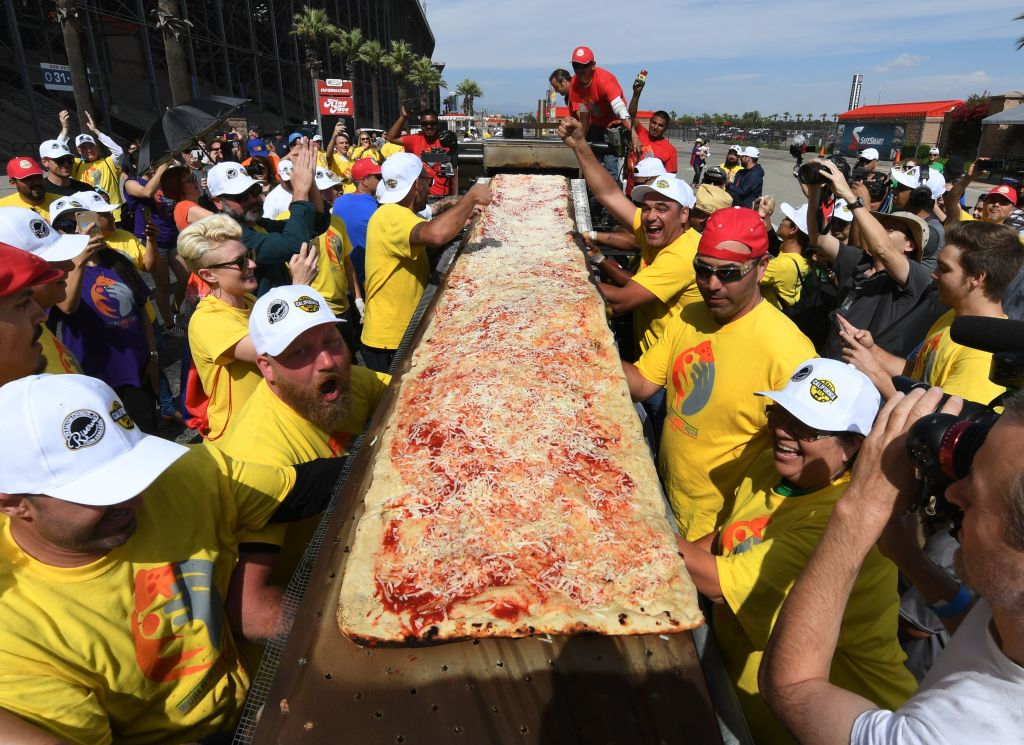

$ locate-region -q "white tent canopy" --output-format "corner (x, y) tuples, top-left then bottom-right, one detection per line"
(982, 106), (1024, 125)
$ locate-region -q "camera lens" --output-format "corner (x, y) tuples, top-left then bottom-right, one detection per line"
(797, 162), (825, 185)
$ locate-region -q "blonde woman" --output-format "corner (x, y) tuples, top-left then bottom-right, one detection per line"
(178, 214), (318, 438)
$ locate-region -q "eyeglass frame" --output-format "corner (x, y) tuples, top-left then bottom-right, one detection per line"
(765, 404), (837, 441)
(692, 257), (759, 284)
(205, 249), (255, 272)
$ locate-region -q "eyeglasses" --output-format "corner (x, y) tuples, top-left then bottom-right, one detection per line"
(692, 258), (757, 283)
(420, 120), (439, 127)
(766, 405), (836, 441)
(206, 249), (255, 272)
(359, 137), (371, 142)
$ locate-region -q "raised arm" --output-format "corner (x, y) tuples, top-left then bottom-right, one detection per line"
(942, 161), (975, 225)
(86, 111), (123, 167)
(410, 182), (492, 248)
(386, 105), (410, 145)
(806, 181), (840, 262)
(558, 117), (635, 229)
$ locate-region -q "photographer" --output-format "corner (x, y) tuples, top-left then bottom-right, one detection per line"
(386, 107), (456, 198)
(761, 385), (1024, 745)
(806, 159), (938, 361)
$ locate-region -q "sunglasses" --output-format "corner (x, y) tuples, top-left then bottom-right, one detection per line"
(766, 404), (836, 441)
(206, 249), (255, 272)
(420, 120), (439, 126)
(692, 258), (757, 283)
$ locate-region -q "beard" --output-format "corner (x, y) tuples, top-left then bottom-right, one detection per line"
(274, 369), (352, 433)
(220, 201), (262, 226)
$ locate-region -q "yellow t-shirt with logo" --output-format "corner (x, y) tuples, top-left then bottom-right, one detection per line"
(362, 203), (428, 350)
(0, 445), (295, 745)
(187, 294), (263, 439)
(328, 153), (357, 194)
(73, 156), (123, 208)
(216, 367), (390, 550)
(634, 300), (815, 539)
(630, 208), (702, 355)
(714, 450), (915, 743)
(909, 310), (1006, 404)
(350, 145), (384, 164)
(760, 252), (810, 309)
(278, 211), (352, 315)
(40, 325), (83, 374)
(0, 191), (55, 219)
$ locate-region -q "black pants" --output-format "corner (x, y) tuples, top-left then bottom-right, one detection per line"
(116, 383), (158, 434)
(336, 314), (360, 355)
(361, 344), (396, 374)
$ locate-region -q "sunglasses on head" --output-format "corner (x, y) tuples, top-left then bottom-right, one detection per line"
(206, 249), (255, 272)
(692, 258), (757, 283)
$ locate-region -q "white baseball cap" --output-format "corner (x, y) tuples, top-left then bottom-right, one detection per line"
(314, 166), (341, 190)
(378, 152), (425, 204)
(631, 175), (696, 208)
(71, 190), (116, 214)
(276, 159), (294, 182)
(891, 165), (945, 200)
(208, 162), (261, 197)
(727, 144), (742, 154)
(250, 284), (338, 356)
(39, 139), (73, 160)
(0, 374), (188, 506)
(832, 198), (854, 223)
(779, 202), (809, 235)
(743, 146), (760, 159)
(859, 147), (879, 162)
(0, 206), (88, 261)
(929, 147), (940, 156)
(75, 134), (97, 147)
(312, 134), (324, 142)
(756, 358), (880, 436)
(634, 157), (667, 178)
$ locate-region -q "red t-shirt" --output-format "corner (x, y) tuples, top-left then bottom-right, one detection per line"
(568, 67), (626, 130)
(636, 124), (679, 173)
(401, 133), (453, 197)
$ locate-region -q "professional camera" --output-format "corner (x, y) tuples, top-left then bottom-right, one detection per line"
(797, 154), (851, 185)
(902, 317), (1024, 523)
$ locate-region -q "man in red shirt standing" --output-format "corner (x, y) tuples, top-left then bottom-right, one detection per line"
(626, 76), (678, 179)
(385, 107), (455, 198)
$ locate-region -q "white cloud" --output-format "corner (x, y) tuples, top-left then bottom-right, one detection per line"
(872, 53), (927, 73)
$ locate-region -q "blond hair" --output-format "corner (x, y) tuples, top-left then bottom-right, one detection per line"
(176, 214), (243, 272)
(753, 194), (776, 217)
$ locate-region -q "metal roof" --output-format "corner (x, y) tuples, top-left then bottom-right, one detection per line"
(839, 100), (963, 120)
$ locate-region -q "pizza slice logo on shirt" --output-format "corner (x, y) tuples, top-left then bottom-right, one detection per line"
(670, 341), (716, 416)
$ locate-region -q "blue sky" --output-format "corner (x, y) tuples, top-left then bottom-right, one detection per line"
(426, 1), (1024, 116)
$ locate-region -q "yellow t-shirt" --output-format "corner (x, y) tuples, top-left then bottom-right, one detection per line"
(40, 325), (83, 374)
(630, 208), (702, 355)
(0, 446), (296, 745)
(719, 162), (743, 183)
(760, 252), (810, 309)
(278, 211), (353, 315)
(381, 142), (405, 160)
(216, 367), (390, 549)
(361, 203), (428, 349)
(73, 156), (123, 208)
(350, 145), (384, 164)
(0, 191), (55, 219)
(909, 310), (1006, 404)
(714, 451), (915, 743)
(102, 229), (158, 323)
(634, 300), (815, 538)
(328, 153), (357, 194)
(187, 294), (263, 439)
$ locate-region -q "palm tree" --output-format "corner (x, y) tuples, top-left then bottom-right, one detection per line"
(783, 112), (791, 122)
(291, 6), (340, 114)
(383, 40), (417, 107)
(358, 39), (387, 128)
(455, 79), (482, 116)
(53, 0), (94, 131)
(329, 27), (364, 82)
(155, 0), (193, 104)
(1015, 12), (1024, 50)
(409, 56), (446, 110)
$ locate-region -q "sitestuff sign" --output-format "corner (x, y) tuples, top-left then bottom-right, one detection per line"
(318, 79), (355, 117)
(835, 122), (905, 160)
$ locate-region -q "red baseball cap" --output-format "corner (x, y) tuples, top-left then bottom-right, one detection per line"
(351, 158), (382, 181)
(6, 157), (44, 180)
(698, 207), (769, 261)
(987, 184), (1018, 205)
(571, 46), (595, 65)
(0, 242), (65, 298)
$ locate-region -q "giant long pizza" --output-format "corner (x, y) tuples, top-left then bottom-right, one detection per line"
(338, 174), (702, 644)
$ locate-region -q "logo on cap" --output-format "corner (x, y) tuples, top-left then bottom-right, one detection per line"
(575, 49), (586, 57)
(29, 218), (50, 239)
(110, 401), (135, 430)
(997, 186), (1012, 196)
(267, 299), (289, 324)
(791, 365), (813, 382)
(809, 378), (838, 403)
(226, 167), (240, 179)
(294, 295), (320, 313)
(19, 159), (31, 169)
(655, 178), (670, 188)
(62, 409), (105, 450)
(385, 178), (398, 189)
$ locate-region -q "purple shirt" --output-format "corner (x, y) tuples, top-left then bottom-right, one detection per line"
(50, 264), (151, 389)
(125, 177), (178, 247)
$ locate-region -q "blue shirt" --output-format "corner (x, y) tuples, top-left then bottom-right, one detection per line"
(332, 192), (379, 288)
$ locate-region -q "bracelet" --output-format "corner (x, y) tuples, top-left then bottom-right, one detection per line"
(930, 585), (972, 618)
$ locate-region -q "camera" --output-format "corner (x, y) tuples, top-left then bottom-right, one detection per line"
(421, 147), (455, 177)
(902, 318), (1024, 523)
(797, 154), (851, 185)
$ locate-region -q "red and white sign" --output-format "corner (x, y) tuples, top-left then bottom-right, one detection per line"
(319, 96), (355, 116)
(317, 78), (352, 97)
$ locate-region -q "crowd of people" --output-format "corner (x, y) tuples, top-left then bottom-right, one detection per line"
(0, 43), (1021, 745)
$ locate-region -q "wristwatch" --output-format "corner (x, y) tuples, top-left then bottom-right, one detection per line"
(846, 197), (865, 210)
(148, 350), (159, 361)
(588, 250), (607, 266)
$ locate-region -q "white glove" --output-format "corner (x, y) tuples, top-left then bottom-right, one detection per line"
(355, 297), (365, 320)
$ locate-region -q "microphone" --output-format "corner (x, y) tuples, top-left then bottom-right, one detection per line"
(950, 316), (1024, 355)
